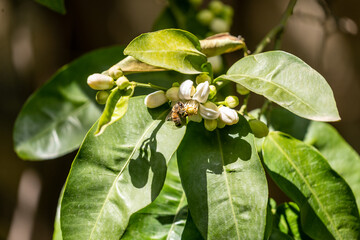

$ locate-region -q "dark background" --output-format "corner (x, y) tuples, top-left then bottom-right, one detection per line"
(1, 0), (359, 239)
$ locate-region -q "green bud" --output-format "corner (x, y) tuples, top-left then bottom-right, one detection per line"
(116, 76), (130, 90)
(217, 118), (226, 128)
(172, 82), (180, 87)
(109, 65), (123, 79)
(225, 96), (239, 108)
(96, 90), (110, 105)
(222, 5), (234, 18)
(209, 0), (224, 15)
(208, 56), (223, 75)
(189, 0), (202, 8)
(236, 84), (250, 95)
(210, 18), (230, 33)
(196, 73), (211, 84)
(87, 73), (115, 90)
(197, 9), (214, 26)
(209, 85), (217, 99)
(166, 87), (180, 102)
(248, 119), (269, 138)
(204, 119), (217, 131)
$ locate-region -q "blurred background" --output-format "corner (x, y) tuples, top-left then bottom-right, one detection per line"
(0, 0), (359, 239)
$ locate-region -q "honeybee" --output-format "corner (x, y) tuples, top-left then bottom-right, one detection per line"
(167, 102), (188, 126)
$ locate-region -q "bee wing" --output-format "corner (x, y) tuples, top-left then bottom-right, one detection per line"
(166, 109), (173, 121)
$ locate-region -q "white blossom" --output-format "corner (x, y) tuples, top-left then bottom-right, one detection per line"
(199, 101), (220, 120)
(192, 81), (210, 103)
(218, 106), (239, 125)
(144, 90), (168, 108)
(87, 73), (114, 90)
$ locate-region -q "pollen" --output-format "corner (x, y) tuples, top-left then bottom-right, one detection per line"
(184, 100), (199, 115)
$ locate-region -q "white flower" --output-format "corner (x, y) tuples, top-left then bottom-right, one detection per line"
(87, 73), (114, 90)
(193, 81), (210, 103)
(144, 90), (168, 108)
(178, 80), (195, 100)
(199, 101), (220, 119)
(218, 106), (239, 125)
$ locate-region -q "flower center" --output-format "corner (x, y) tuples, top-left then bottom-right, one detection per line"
(184, 100), (199, 116)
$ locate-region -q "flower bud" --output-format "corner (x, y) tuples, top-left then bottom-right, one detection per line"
(188, 113), (202, 123)
(197, 9), (214, 26)
(109, 65), (123, 79)
(217, 118), (226, 128)
(87, 73), (114, 90)
(189, 0), (202, 8)
(166, 87), (180, 102)
(196, 73), (211, 85)
(96, 91), (110, 105)
(209, 0), (224, 15)
(144, 90), (168, 108)
(199, 101), (220, 119)
(172, 82), (180, 87)
(219, 106), (239, 125)
(225, 96), (239, 108)
(210, 18), (230, 33)
(208, 56), (223, 75)
(248, 119), (269, 138)
(116, 76), (130, 90)
(178, 80), (194, 100)
(209, 85), (217, 99)
(236, 84), (250, 95)
(204, 119), (217, 131)
(193, 81), (210, 103)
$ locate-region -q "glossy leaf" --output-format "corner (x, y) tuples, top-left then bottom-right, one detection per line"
(53, 187), (64, 240)
(217, 51), (340, 121)
(178, 117), (268, 240)
(121, 154), (188, 240)
(13, 46), (125, 160)
(263, 132), (360, 240)
(35, 0), (66, 14)
(181, 211), (204, 240)
(95, 86), (134, 136)
(124, 29), (207, 74)
(61, 96), (186, 240)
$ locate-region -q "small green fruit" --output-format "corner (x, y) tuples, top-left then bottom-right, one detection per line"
(197, 9), (214, 26)
(248, 119), (269, 138)
(96, 91), (110, 105)
(210, 18), (230, 33)
(204, 119), (217, 131)
(209, 0), (224, 16)
(189, 0), (202, 8)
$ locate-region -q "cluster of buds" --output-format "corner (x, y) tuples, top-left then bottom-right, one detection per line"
(144, 74), (240, 131)
(87, 66), (130, 104)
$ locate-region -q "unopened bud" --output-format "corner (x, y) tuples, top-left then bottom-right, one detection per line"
(116, 76), (130, 90)
(217, 118), (226, 128)
(144, 91), (168, 108)
(189, 0), (202, 8)
(200, 33), (245, 57)
(225, 96), (239, 108)
(109, 65), (123, 79)
(204, 119), (217, 131)
(210, 18), (230, 33)
(172, 82), (180, 87)
(197, 9), (214, 26)
(166, 87), (180, 102)
(219, 106), (239, 125)
(196, 73), (212, 85)
(96, 91), (110, 105)
(248, 119), (269, 138)
(209, 85), (217, 99)
(209, 0), (224, 15)
(87, 73), (114, 90)
(199, 101), (220, 119)
(236, 84), (250, 95)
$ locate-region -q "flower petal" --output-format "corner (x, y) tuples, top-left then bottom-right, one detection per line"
(193, 81), (210, 103)
(178, 80), (194, 100)
(144, 90), (168, 108)
(199, 102), (220, 119)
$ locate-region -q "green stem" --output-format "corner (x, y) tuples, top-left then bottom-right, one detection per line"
(133, 82), (168, 91)
(254, 0), (297, 53)
(258, 99), (271, 119)
(238, 93), (250, 115)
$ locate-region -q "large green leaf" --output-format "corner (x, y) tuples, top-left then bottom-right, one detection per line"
(181, 211), (204, 240)
(177, 117), (268, 240)
(13, 46), (125, 160)
(35, 0), (66, 14)
(53, 187), (64, 240)
(263, 132), (360, 240)
(217, 51), (340, 121)
(124, 29), (207, 74)
(61, 96), (186, 240)
(121, 154), (187, 240)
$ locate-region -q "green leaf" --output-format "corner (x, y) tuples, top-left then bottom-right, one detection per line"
(263, 132), (360, 240)
(121, 154), (188, 240)
(303, 121), (360, 211)
(53, 187), (64, 240)
(177, 117), (268, 240)
(35, 0), (66, 14)
(217, 51), (340, 121)
(124, 29), (207, 74)
(181, 210), (204, 240)
(61, 96), (186, 240)
(95, 86), (134, 136)
(13, 46), (125, 160)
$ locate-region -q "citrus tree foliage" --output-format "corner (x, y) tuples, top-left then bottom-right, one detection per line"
(15, 1), (360, 239)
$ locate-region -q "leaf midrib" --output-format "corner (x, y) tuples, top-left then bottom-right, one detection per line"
(222, 74), (321, 116)
(216, 130), (241, 240)
(268, 134), (341, 240)
(126, 49), (206, 58)
(88, 109), (168, 240)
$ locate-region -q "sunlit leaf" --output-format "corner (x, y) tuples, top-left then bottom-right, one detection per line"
(13, 46), (125, 160)
(263, 132), (360, 239)
(217, 51), (340, 121)
(61, 96), (186, 240)
(178, 117), (268, 239)
(124, 29), (207, 74)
